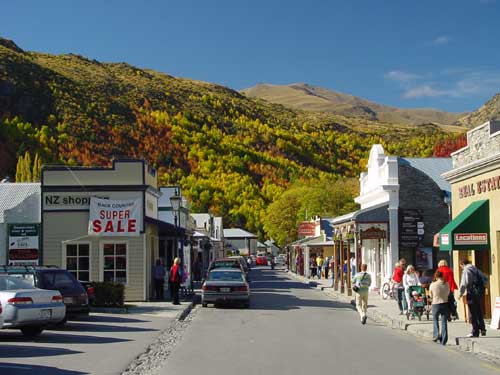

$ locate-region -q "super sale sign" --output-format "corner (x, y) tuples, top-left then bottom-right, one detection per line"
(88, 197), (142, 236)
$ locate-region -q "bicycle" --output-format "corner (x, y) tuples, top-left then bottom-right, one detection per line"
(381, 279), (397, 300)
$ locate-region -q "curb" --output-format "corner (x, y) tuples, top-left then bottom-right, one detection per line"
(176, 295), (200, 321)
(90, 306), (128, 314)
(288, 271), (500, 361)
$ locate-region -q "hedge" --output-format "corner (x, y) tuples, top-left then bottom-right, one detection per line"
(91, 281), (125, 307)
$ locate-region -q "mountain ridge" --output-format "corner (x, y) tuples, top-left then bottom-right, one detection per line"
(242, 83), (466, 126)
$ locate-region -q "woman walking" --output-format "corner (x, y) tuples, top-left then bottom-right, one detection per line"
(403, 265), (420, 311)
(437, 260), (458, 320)
(392, 260), (407, 314)
(169, 257), (182, 305)
(430, 271), (450, 345)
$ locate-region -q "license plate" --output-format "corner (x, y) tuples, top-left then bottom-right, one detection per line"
(63, 297), (73, 304)
(220, 287), (230, 292)
(41, 309), (52, 319)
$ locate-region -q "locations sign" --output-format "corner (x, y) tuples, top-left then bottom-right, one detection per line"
(88, 197), (142, 236)
(454, 233), (488, 245)
(8, 224), (40, 265)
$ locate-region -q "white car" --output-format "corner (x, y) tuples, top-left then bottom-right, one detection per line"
(275, 255), (286, 265)
(0, 274), (66, 336)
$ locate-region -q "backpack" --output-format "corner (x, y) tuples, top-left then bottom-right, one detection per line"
(468, 268), (485, 297)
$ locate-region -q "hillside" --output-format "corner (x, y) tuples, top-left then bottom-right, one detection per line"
(455, 93), (500, 128)
(0, 38), (464, 238)
(242, 83), (464, 126)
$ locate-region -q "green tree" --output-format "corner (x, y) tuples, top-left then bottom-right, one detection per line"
(15, 155), (24, 182)
(32, 153), (42, 182)
(23, 152), (32, 182)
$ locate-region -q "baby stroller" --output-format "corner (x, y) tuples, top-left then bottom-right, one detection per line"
(407, 285), (425, 321)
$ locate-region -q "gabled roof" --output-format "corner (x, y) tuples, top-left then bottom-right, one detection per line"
(223, 228), (258, 238)
(0, 183), (41, 223)
(399, 157), (452, 196)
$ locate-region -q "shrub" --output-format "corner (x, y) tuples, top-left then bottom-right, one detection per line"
(91, 281), (125, 307)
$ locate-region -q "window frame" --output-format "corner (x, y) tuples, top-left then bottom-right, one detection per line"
(100, 240), (129, 285)
(62, 241), (92, 283)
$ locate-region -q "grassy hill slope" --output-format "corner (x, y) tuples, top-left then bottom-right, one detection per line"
(242, 83), (464, 126)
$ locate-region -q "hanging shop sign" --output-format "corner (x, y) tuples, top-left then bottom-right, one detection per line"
(360, 227), (386, 240)
(454, 233), (488, 245)
(8, 224), (40, 265)
(298, 222), (316, 237)
(88, 197), (142, 236)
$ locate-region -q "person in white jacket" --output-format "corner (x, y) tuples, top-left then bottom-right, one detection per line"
(403, 265), (420, 312)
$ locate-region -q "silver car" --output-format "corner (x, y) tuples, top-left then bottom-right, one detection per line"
(202, 268), (250, 308)
(0, 274), (66, 336)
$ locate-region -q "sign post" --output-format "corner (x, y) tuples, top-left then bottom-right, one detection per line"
(8, 224), (40, 265)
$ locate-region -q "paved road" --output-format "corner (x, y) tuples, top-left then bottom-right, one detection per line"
(0, 304), (184, 374)
(158, 267), (500, 375)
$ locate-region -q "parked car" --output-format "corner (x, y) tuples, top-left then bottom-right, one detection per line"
(256, 255), (268, 266)
(0, 302), (4, 328)
(0, 274), (65, 336)
(209, 258), (245, 273)
(201, 268), (250, 308)
(275, 255), (285, 265)
(1, 266), (89, 321)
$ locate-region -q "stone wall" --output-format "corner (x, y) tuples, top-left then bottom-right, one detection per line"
(453, 121), (500, 168)
(398, 162), (450, 260)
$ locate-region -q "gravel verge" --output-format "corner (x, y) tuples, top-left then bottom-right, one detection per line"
(121, 306), (198, 375)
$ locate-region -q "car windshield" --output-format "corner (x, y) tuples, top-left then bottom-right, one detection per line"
(207, 271), (244, 282)
(0, 275), (36, 290)
(8, 273), (36, 286)
(212, 261), (239, 269)
(41, 272), (76, 289)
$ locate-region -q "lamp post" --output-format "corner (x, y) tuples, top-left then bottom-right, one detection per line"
(170, 193), (181, 227)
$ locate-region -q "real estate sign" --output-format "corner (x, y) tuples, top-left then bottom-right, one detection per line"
(8, 224), (40, 265)
(88, 197), (142, 236)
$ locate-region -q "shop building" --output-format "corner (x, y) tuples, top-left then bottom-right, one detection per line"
(439, 120), (500, 319)
(41, 159), (161, 301)
(0, 183), (41, 265)
(331, 145), (452, 292)
(223, 228), (258, 257)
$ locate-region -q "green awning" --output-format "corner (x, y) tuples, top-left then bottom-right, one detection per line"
(439, 200), (490, 252)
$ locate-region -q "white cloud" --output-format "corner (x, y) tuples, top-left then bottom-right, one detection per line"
(433, 35), (451, 45)
(386, 68), (500, 99)
(384, 70), (421, 83)
(403, 85), (446, 98)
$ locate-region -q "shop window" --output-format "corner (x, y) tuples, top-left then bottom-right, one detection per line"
(65, 243), (90, 282)
(103, 243), (127, 284)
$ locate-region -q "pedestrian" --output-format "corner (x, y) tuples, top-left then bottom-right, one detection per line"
(329, 257), (335, 287)
(403, 264), (420, 312)
(310, 257), (316, 279)
(437, 259), (458, 320)
(169, 257), (182, 305)
(324, 256), (330, 280)
(353, 263), (372, 325)
(316, 254), (324, 279)
(458, 259), (487, 337)
(392, 259), (407, 314)
(350, 255), (356, 276)
(430, 270), (450, 345)
(153, 259), (166, 301)
(295, 255), (299, 274)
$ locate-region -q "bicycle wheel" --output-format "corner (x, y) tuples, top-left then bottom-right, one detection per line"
(381, 283), (390, 300)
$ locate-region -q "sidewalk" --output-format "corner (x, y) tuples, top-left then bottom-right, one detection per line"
(289, 271), (500, 361)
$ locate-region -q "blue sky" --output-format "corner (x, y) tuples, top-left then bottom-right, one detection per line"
(2, 0), (499, 113)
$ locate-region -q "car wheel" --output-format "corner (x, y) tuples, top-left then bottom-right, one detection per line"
(202, 302), (208, 307)
(20, 327), (44, 337)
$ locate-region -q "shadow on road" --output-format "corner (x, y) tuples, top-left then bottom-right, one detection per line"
(0, 332), (131, 345)
(56, 322), (158, 333)
(0, 362), (87, 374)
(0, 345), (82, 358)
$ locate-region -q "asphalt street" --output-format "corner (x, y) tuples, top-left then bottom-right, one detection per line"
(0, 307), (181, 374)
(157, 266), (500, 375)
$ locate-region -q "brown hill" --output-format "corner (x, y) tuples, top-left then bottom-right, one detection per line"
(455, 93), (500, 128)
(242, 83), (464, 126)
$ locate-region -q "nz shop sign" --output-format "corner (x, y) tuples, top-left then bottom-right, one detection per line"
(88, 197), (142, 236)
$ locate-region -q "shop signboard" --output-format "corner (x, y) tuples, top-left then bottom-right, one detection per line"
(454, 233), (488, 245)
(8, 224), (40, 265)
(360, 227), (386, 240)
(298, 222), (315, 237)
(399, 209), (423, 248)
(88, 197), (142, 236)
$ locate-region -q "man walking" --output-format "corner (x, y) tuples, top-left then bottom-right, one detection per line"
(353, 264), (372, 325)
(392, 259), (408, 314)
(316, 254), (324, 279)
(459, 259), (487, 337)
(153, 259), (166, 301)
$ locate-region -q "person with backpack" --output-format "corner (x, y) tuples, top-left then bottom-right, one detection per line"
(458, 259), (487, 337)
(352, 264), (372, 325)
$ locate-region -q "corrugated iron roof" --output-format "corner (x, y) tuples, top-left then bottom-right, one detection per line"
(0, 183), (41, 223)
(223, 228), (258, 238)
